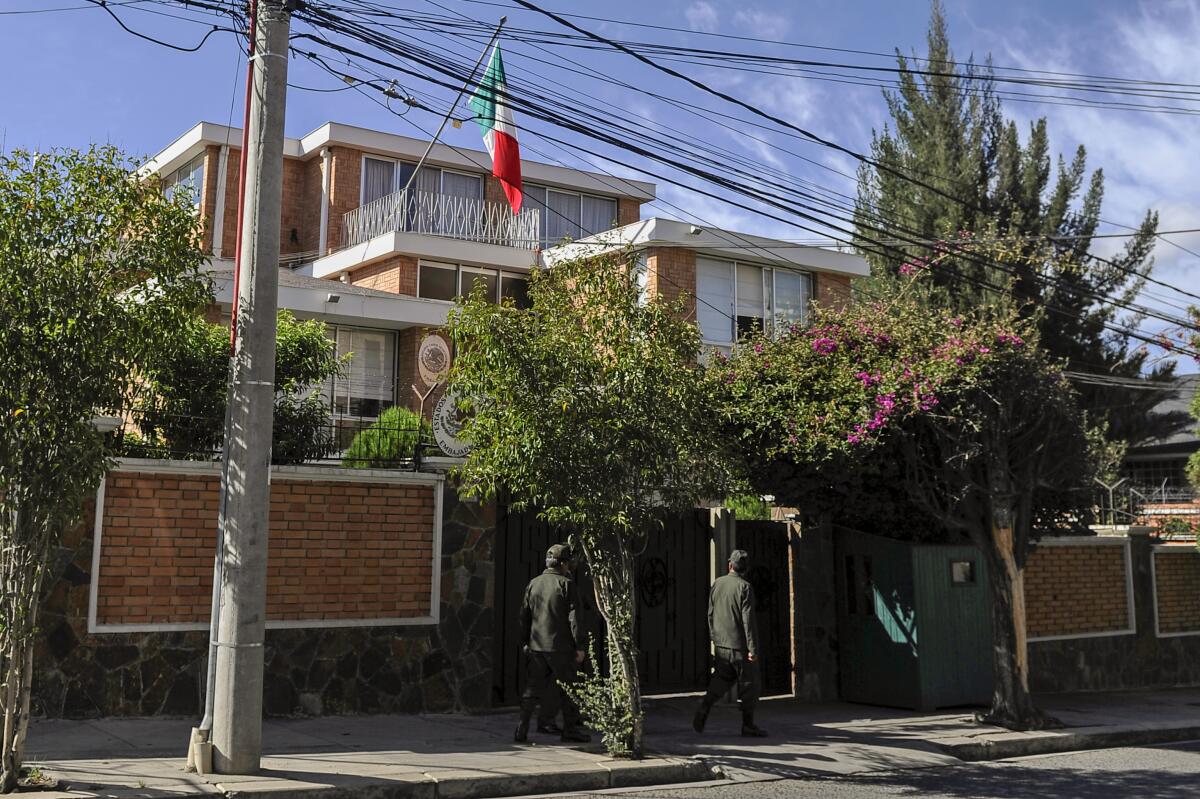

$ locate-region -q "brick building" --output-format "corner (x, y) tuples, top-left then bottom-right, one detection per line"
(146, 121), (868, 427)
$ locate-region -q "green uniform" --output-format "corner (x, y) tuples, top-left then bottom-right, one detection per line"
(701, 572), (761, 717)
(519, 569), (583, 731)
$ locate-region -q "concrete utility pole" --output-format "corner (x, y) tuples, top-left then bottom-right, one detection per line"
(210, 0), (290, 775)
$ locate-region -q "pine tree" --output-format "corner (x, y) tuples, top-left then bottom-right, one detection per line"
(854, 1), (1184, 447)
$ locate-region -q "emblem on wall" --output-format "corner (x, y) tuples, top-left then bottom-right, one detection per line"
(432, 391), (470, 458)
(418, 333), (452, 387)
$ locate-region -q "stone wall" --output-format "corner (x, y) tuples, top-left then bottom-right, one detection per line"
(34, 466), (495, 719)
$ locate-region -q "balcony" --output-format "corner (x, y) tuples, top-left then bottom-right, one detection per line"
(343, 189), (540, 251)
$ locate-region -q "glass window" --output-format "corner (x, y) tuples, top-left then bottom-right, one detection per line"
(500, 272), (530, 308)
(332, 327), (396, 418)
(441, 170), (482, 200)
(547, 189), (582, 243)
(164, 154), (205, 205)
(774, 269), (812, 330)
(523, 185), (549, 245)
(696, 257), (735, 345)
(362, 157), (396, 204)
(950, 560), (976, 585)
(418, 261), (458, 302)
(461, 266), (498, 303)
(581, 195), (617, 236)
(736, 264), (765, 337)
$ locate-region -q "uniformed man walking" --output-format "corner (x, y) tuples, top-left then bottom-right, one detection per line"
(693, 549), (768, 737)
(516, 543), (592, 744)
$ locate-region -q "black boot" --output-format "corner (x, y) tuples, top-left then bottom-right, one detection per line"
(693, 702), (711, 734)
(515, 713), (531, 743)
(741, 712), (768, 738)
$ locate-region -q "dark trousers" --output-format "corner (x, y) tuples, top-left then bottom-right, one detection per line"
(521, 651), (582, 730)
(701, 647), (761, 718)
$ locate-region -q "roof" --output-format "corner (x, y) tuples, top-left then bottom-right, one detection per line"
(143, 121), (655, 201)
(542, 217), (871, 276)
(1132, 375), (1200, 451)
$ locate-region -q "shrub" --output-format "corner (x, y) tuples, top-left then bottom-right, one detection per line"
(342, 406), (431, 467)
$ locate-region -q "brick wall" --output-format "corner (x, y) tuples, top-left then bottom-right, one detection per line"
(1154, 547), (1200, 635)
(399, 327), (447, 419)
(1024, 541), (1130, 639)
(327, 147), (364, 251)
(347, 254), (418, 296)
(617, 198), (641, 226)
(301, 154), (326, 256)
(94, 470), (436, 627)
(279, 157), (309, 257)
(645, 246), (697, 319)
(199, 145), (222, 254)
(217, 147), (240, 258)
(814, 272), (853, 311)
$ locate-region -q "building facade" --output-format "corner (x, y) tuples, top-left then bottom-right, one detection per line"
(146, 121), (868, 432)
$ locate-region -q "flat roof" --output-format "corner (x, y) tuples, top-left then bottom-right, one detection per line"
(144, 121), (655, 201)
(542, 217), (870, 276)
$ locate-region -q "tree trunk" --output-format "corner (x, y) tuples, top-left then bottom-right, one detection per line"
(580, 536), (644, 758)
(979, 521), (1053, 730)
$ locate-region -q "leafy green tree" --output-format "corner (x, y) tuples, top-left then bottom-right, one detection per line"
(136, 310), (342, 464)
(342, 406), (431, 467)
(717, 274), (1094, 730)
(854, 1), (1181, 447)
(0, 147), (209, 790)
(447, 252), (738, 757)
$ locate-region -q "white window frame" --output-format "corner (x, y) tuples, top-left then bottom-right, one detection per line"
(697, 258), (813, 349)
(525, 183), (619, 244)
(360, 155), (484, 205)
(327, 324), (399, 420)
(416, 259), (529, 305)
(163, 154), (205, 207)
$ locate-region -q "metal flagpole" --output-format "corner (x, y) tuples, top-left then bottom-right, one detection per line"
(398, 17), (507, 195)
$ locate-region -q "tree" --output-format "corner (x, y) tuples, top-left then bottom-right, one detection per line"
(135, 310), (342, 464)
(447, 253), (738, 757)
(0, 147), (209, 790)
(854, 0), (1183, 448)
(342, 406), (431, 467)
(716, 275), (1094, 730)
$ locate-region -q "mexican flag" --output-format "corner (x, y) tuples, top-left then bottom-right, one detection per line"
(469, 44), (523, 213)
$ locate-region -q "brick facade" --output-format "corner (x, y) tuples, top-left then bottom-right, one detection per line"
(346, 254), (419, 296)
(217, 147), (240, 258)
(1154, 547), (1200, 635)
(1024, 542), (1130, 639)
(617, 198), (641, 226)
(199, 145), (222, 254)
(327, 146), (364, 251)
(279, 157), (309, 257)
(645, 246), (697, 319)
(398, 327), (448, 419)
(94, 471), (435, 627)
(814, 272), (852, 311)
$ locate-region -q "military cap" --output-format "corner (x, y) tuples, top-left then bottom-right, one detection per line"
(546, 543), (573, 563)
(729, 549), (750, 572)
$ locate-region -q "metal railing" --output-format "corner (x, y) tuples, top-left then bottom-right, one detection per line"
(342, 188), (541, 250)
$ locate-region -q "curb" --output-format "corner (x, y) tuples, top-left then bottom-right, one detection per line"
(937, 723), (1200, 762)
(53, 757), (717, 799)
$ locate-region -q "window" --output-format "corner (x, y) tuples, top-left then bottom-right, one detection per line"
(696, 256), (813, 348)
(417, 261), (530, 308)
(950, 560), (976, 586)
(524, 184), (618, 246)
(330, 327), (397, 418)
(361, 156), (481, 205)
(163, 154), (205, 205)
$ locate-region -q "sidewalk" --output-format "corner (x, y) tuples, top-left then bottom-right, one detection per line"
(26, 714), (712, 799)
(27, 688), (1200, 797)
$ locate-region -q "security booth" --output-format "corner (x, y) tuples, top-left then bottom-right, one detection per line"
(835, 528), (993, 710)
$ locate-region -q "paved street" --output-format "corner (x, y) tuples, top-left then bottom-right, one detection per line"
(575, 741), (1200, 799)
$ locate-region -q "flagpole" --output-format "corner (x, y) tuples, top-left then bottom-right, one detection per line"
(399, 16), (507, 196)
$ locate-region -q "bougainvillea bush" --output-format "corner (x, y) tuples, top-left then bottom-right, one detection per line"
(715, 274), (1095, 730)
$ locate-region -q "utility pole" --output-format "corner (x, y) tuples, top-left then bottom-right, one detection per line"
(210, 0), (290, 775)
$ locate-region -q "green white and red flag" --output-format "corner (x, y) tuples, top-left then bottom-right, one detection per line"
(468, 43), (523, 213)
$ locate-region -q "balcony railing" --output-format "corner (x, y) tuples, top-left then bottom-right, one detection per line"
(343, 188), (541, 251)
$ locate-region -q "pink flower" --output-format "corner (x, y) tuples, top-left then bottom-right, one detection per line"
(899, 262), (919, 277)
(812, 337), (838, 354)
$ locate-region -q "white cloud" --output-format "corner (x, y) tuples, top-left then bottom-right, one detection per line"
(733, 9), (792, 39)
(684, 1), (719, 33)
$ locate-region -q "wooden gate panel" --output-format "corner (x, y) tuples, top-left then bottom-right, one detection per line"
(737, 520), (792, 697)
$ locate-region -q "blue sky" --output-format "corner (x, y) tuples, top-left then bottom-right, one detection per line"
(3, 0), (1197, 371)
